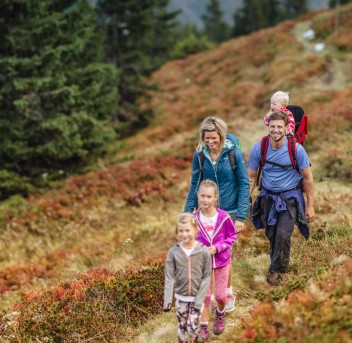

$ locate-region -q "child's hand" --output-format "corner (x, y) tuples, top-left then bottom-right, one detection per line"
(209, 245), (217, 255)
(265, 109), (273, 118)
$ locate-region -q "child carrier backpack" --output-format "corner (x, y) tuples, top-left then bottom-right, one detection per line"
(286, 105), (308, 145)
(255, 134), (305, 191)
(254, 104), (308, 188)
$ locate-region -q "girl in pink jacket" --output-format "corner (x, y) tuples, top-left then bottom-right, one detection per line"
(195, 179), (237, 340)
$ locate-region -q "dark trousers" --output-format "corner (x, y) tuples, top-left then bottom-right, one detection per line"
(264, 198), (297, 273)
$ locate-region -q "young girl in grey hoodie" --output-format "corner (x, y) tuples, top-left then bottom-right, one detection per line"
(164, 213), (212, 343)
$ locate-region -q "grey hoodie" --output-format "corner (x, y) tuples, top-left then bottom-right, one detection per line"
(163, 241), (212, 310)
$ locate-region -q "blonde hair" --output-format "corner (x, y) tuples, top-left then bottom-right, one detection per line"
(197, 117), (228, 151)
(199, 179), (218, 195)
(271, 91), (289, 106)
(175, 213), (198, 234)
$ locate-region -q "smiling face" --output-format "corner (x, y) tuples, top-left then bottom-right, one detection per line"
(269, 119), (287, 143)
(204, 131), (221, 152)
(177, 222), (197, 246)
(270, 100), (285, 112)
(197, 184), (218, 211)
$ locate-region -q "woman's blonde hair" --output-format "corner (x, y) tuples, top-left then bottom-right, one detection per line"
(175, 213), (198, 234)
(197, 116), (228, 151)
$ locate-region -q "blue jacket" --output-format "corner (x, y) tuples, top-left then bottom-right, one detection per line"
(252, 188), (309, 239)
(184, 134), (250, 222)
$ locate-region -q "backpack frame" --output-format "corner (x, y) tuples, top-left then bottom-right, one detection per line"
(286, 105), (308, 145)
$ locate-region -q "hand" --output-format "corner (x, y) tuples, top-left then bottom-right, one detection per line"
(209, 245), (217, 255)
(235, 220), (245, 233)
(305, 206), (315, 223)
(163, 303), (172, 312)
(265, 110), (273, 118)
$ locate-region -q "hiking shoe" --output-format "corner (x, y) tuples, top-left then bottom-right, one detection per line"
(197, 325), (209, 342)
(213, 312), (226, 335)
(267, 271), (282, 286)
(225, 294), (236, 313)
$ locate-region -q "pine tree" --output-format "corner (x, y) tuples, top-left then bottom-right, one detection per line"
(233, 0), (267, 36)
(233, 0), (307, 37)
(202, 0), (231, 43)
(0, 0), (119, 197)
(282, 0), (308, 17)
(97, 0), (179, 133)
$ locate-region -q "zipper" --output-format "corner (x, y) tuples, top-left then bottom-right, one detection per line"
(210, 238), (216, 268)
(188, 256), (192, 296)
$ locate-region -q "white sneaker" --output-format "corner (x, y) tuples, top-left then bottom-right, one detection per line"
(225, 294), (236, 313)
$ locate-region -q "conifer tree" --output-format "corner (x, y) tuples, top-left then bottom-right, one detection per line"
(202, 0), (231, 43)
(0, 0), (119, 197)
(233, 0), (307, 37)
(97, 0), (179, 132)
(282, 0), (308, 17)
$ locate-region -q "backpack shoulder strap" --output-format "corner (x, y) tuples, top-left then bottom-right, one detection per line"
(287, 136), (299, 172)
(260, 136), (270, 167)
(197, 150), (205, 182)
(255, 136), (270, 186)
(226, 133), (239, 173)
(228, 149), (236, 171)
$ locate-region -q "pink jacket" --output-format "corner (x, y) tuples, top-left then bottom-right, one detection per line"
(264, 108), (295, 135)
(195, 208), (237, 269)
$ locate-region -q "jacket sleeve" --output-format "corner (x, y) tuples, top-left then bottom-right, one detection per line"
(184, 151), (201, 213)
(194, 249), (212, 310)
(234, 147), (250, 221)
(287, 110), (296, 134)
(213, 217), (237, 253)
(163, 249), (175, 310)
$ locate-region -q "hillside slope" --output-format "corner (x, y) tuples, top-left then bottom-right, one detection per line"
(0, 4), (351, 343)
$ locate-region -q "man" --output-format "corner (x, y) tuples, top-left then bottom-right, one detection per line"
(247, 111), (315, 285)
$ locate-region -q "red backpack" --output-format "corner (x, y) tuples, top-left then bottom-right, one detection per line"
(255, 105), (308, 189)
(286, 105), (308, 145)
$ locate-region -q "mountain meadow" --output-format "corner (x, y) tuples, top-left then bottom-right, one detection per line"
(1, 4), (352, 343)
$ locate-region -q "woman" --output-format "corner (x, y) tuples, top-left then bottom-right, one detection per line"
(184, 116), (250, 312)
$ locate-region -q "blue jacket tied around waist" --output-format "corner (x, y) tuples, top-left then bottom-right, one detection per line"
(184, 134), (250, 222)
(252, 188), (309, 239)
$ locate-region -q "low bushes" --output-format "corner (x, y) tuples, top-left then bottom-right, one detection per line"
(0, 258), (165, 342)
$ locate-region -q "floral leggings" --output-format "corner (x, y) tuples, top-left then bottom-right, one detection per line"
(175, 299), (201, 341)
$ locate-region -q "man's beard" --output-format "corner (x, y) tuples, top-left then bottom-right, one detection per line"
(270, 132), (285, 142)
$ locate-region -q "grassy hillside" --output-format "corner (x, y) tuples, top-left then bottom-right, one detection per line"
(0, 4), (351, 342)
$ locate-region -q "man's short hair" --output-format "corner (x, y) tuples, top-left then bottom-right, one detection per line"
(268, 111), (289, 126)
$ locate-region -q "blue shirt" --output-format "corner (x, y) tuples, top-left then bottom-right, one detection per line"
(248, 138), (310, 192)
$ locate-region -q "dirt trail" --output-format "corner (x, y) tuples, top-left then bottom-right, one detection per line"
(292, 20), (351, 90)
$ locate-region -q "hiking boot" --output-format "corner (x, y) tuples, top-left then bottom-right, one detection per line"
(267, 271), (282, 286)
(225, 294), (236, 313)
(213, 312), (226, 335)
(197, 325), (209, 342)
